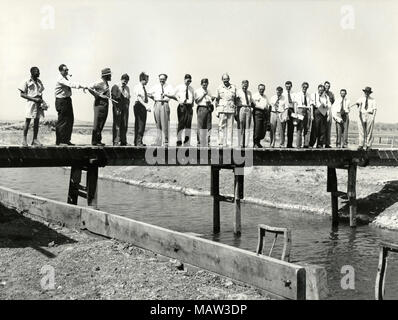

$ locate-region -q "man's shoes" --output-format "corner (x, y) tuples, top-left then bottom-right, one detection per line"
(66, 141), (75, 146)
(303, 145), (309, 149)
(366, 146), (371, 151)
(92, 142), (105, 146)
(31, 140), (43, 146)
(254, 143), (263, 148)
(176, 141), (182, 147)
(113, 142), (121, 146)
(22, 140), (28, 147)
(357, 146), (364, 151)
(316, 145), (323, 148)
(325, 145), (332, 148)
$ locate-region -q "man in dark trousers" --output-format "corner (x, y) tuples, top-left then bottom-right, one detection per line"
(133, 72), (151, 146)
(284, 81), (295, 148)
(252, 84), (270, 148)
(111, 73), (131, 146)
(310, 84), (331, 148)
(88, 68), (112, 146)
(54, 64), (86, 145)
(175, 74), (195, 146)
(324, 81), (335, 148)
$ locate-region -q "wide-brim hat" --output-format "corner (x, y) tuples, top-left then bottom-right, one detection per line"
(362, 86), (373, 94)
(101, 68), (112, 77)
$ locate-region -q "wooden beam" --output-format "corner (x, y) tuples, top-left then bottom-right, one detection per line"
(233, 169), (244, 236)
(67, 166), (82, 205)
(347, 165), (357, 227)
(0, 185), (308, 300)
(327, 167), (339, 226)
(210, 166), (220, 234)
(86, 165), (98, 208)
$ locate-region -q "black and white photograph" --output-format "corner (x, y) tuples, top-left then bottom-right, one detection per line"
(1, 0), (398, 308)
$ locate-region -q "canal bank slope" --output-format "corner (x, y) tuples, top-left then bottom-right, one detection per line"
(0, 204), (265, 300)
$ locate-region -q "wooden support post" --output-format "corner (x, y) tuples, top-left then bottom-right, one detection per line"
(233, 168), (244, 236)
(327, 167), (339, 226)
(211, 166), (220, 234)
(86, 165), (98, 208)
(67, 166), (82, 205)
(347, 164), (357, 227)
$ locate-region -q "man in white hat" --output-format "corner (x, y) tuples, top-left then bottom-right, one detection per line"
(352, 86), (377, 150)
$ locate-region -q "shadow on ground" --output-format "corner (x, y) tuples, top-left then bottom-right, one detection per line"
(0, 204), (77, 257)
(339, 180), (398, 222)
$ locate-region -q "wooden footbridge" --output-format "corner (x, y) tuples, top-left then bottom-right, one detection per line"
(1, 146), (398, 232)
(1, 145), (397, 300)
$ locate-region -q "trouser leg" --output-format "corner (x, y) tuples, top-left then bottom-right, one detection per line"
(245, 108), (252, 147)
(253, 110), (265, 145)
(92, 105), (108, 145)
(113, 105), (122, 145)
(207, 111), (212, 146)
(55, 97), (73, 144)
(296, 122), (303, 148)
(177, 104), (186, 144)
(286, 110), (294, 147)
(366, 114), (375, 148)
(218, 113), (226, 146)
(120, 105), (129, 145)
(184, 104), (193, 144)
(303, 112), (311, 147)
(227, 113), (234, 147)
(197, 107), (209, 146)
(153, 102), (162, 146)
(160, 103), (170, 145)
(270, 112), (277, 147)
(335, 121), (343, 147)
(239, 107), (246, 147)
(358, 113), (366, 148)
(326, 118), (332, 146)
(343, 116), (350, 147)
(280, 119), (286, 147)
(134, 102), (146, 145)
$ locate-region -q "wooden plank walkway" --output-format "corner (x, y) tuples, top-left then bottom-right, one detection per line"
(1, 145), (398, 167)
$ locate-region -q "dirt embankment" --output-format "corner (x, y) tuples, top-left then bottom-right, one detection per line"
(0, 205), (265, 300)
(99, 165), (398, 231)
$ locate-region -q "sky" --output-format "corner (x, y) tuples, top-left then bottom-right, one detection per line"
(0, 0), (397, 124)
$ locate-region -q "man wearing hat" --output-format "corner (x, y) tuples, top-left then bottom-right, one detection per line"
(175, 74), (195, 146)
(352, 87), (377, 150)
(149, 74), (177, 146)
(87, 68), (112, 146)
(111, 73), (131, 146)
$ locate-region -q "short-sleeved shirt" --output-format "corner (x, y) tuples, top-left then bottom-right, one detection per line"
(194, 88), (213, 106)
(332, 97), (351, 122)
(236, 89), (253, 107)
(55, 75), (81, 98)
(18, 78), (45, 119)
(91, 80), (110, 107)
(252, 92), (269, 110)
(149, 83), (174, 102)
(269, 95), (288, 113)
(111, 84), (130, 107)
(216, 84), (237, 113)
(175, 84), (195, 105)
(356, 96), (377, 114)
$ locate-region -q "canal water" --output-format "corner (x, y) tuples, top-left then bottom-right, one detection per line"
(1, 167), (398, 300)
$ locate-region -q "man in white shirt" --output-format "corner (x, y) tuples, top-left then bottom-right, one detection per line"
(133, 72), (151, 146)
(175, 74), (195, 146)
(149, 74), (177, 146)
(236, 80), (254, 148)
(195, 78), (215, 147)
(294, 82), (311, 148)
(269, 87), (288, 148)
(54, 64), (86, 145)
(111, 73), (131, 146)
(252, 84), (270, 148)
(332, 89), (351, 148)
(215, 73), (237, 147)
(352, 86), (377, 150)
(310, 84), (331, 148)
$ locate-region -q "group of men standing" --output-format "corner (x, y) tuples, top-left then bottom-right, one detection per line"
(18, 67), (377, 150)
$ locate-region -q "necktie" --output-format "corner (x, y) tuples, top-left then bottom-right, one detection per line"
(244, 90), (249, 106)
(161, 85), (164, 104)
(185, 85), (189, 102)
(304, 94), (307, 106)
(143, 85), (148, 103)
(288, 91), (292, 104)
(275, 96), (280, 110)
(365, 97), (368, 110)
(340, 98), (345, 115)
